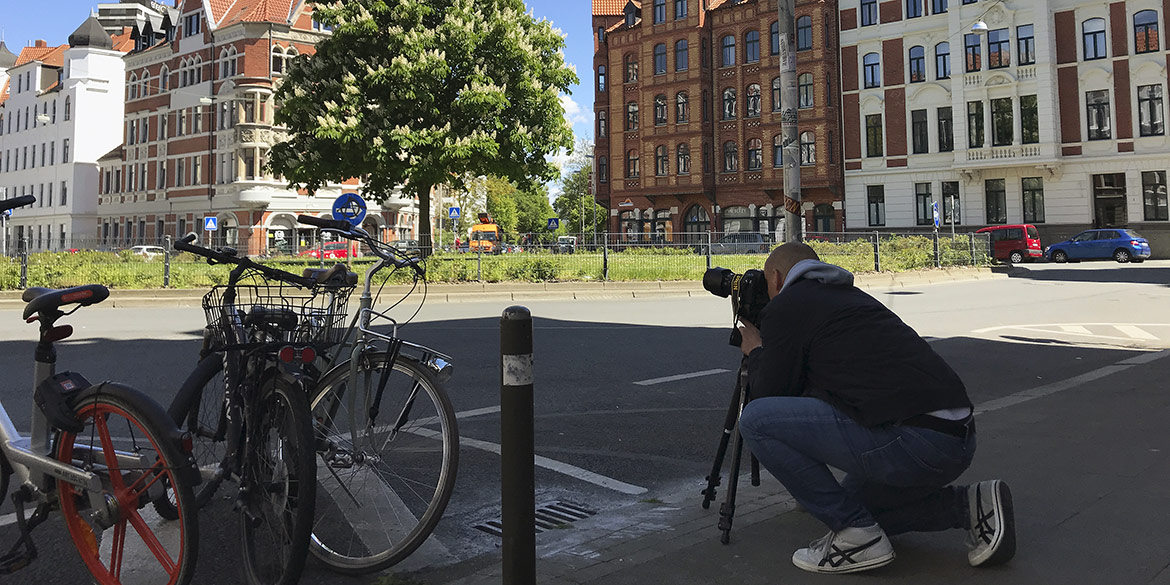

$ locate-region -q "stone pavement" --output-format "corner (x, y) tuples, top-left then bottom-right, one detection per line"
(412, 346), (1170, 585)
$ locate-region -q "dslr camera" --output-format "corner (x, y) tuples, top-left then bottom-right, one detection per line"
(703, 267), (770, 346)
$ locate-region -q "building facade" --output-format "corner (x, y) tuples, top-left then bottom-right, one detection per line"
(0, 20), (133, 250)
(592, 0), (845, 242)
(839, 0), (1170, 255)
(98, 0), (418, 256)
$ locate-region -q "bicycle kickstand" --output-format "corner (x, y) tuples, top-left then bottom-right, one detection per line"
(0, 487), (49, 574)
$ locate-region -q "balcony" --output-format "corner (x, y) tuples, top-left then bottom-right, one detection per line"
(966, 144), (1043, 162)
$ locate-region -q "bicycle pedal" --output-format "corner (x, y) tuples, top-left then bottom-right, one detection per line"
(0, 550), (35, 574)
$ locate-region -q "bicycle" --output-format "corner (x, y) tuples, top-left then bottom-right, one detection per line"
(166, 233), (345, 585)
(171, 217), (459, 574)
(0, 195), (199, 585)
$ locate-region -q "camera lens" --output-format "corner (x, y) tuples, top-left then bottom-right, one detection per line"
(703, 267), (735, 298)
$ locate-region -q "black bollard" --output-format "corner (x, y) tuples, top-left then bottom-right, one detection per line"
(501, 306), (535, 585)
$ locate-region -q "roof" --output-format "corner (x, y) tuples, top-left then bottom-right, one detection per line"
(69, 16), (115, 49)
(0, 41), (16, 68)
(111, 29), (135, 52)
(592, 0), (627, 15)
(14, 44), (69, 68)
(212, 0), (298, 28)
(0, 78), (9, 107)
(98, 145), (124, 162)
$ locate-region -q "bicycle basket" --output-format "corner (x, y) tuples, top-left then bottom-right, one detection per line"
(201, 270), (354, 351)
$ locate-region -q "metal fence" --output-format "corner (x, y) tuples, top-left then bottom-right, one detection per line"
(0, 231), (993, 290)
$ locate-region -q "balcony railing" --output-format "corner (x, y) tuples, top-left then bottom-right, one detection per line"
(966, 144), (1043, 161)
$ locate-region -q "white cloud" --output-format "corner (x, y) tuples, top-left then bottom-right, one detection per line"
(559, 93), (592, 131)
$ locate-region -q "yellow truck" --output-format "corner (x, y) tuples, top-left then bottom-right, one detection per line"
(469, 213), (501, 254)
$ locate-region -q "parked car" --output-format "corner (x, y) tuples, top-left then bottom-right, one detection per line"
(698, 232), (771, 255)
(297, 242), (350, 259)
(129, 245), (166, 259)
(975, 224), (1043, 263)
(393, 239), (422, 254)
(556, 236), (577, 254)
(1045, 228), (1151, 263)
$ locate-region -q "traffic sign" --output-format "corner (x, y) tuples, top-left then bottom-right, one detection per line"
(2, 209), (10, 218)
(204, 216), (218, 231)
(932, 202), (940, 228)
(332, 192), (367, 227)
(449, 206), (461, 220)
(547, 218), (560, 231)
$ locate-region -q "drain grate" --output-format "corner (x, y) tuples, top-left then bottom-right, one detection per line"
(473, 501), (597, 537)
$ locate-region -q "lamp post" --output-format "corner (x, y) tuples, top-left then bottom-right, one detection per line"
(199, 96), (216, 246)
(584, 153), (596, 246)
(37, 113), (56, 250)
(777, 0), (801, 243)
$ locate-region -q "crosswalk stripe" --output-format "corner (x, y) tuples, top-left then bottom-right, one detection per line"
(1114, 325), (1158, 340)
(1060, 325), (1093, 335)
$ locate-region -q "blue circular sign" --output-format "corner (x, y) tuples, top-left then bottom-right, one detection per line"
(332, 193), (367, 227)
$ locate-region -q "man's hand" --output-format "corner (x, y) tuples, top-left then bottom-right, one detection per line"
(738, 321), (762, 356)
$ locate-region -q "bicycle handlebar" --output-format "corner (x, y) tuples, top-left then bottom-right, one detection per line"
(173, 233), (319, 288)
(295, 215), (425, 276)
(296, 214), (353, 232)
(1, 196), (36, 213)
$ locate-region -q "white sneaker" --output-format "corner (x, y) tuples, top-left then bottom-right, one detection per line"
(967, 480), (1016, 567)
(791, 524), (895, 574)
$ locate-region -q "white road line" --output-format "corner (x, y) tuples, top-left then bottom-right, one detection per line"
(1060, 325), (1093, 335)
(1114, 325), (1159, 341)
(454, 406), (501, 420)
(633, 369), (730, 386)
(0, 512), (16, 528)
(974, 322), (1170, 333)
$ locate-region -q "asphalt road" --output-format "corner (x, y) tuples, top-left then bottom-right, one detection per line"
(2, 259), (1168, 584)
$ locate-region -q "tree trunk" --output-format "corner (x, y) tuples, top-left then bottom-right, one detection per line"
(416, 182), (433, 257)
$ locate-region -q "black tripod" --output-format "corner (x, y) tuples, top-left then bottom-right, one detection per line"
(700, 356), (761, 544)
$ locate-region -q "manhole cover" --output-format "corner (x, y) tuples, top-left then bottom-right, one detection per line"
(473, 501), (597, 537)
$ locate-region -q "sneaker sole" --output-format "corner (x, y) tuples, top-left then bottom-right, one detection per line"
(971, 480), (1016, 567)
(793, 551), (896, 574)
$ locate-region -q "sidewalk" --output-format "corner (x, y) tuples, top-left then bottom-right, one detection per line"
(414, 347), (1170, 585)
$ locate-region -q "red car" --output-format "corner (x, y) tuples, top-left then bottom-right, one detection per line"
(298, 242), (351, 259)
(975, 224), (1043, 263)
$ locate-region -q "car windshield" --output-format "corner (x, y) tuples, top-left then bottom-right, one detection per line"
(473, 232), (497, 242)
(1071, 232), (1094, 242)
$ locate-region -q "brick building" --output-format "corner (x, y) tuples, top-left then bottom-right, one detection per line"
(592, 0), (845, 243)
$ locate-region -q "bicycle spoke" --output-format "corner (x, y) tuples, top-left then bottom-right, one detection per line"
(93, 414), (128, 493)
(110, 519), (127, 580)
(123, 459), (166, 499)
(126, 507), (179, 574)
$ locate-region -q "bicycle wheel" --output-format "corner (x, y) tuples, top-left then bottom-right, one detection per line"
(158, 355), (230, 516)
(56, 384), (199, 585)
(240, 371), (316, 585)
(309, 353), (459, 574)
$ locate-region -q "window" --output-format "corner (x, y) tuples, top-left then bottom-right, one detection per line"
(865, 114), (883, 157)
(1135, 11), (1160, 54)
(675, 0), (687, 19)
(771, 21), (780, 55)
(773, 135), (783, 167)
(988, 28), (1010, 68)
(746, 138), (763, 170)
(677, 144), (691, 174)
(908, 46), (926, 83)
(654, 44), (667, 75)
(968, 101), (984, 148)
(626, 6), (636, 27)
(915, 183), (933, 225)
(184, 13), (201, 38)
(1143, 171), (1168, 220)
(625, 55), (638, 82)
(992, 97), (1013, 146)
(867, 185), (885, 226)
(1138, 85), (1164, 137)
(745, 30), (760, 63)
(799, 132), (815, 166)
(627, 102), (639, 130)
(1017, 25), (1035, 65)
(656, 145), (669, 175)
(863, 53), (881, 88)
(598, 110), (607, 138)
(935, 42), (950, 79)
(794, 73), (814, 109)
(911, 109), (929, 153)
(675, 40), (689, 71)
(62, 139), (70, 163)
(64, 97), (71, 121)
(598, 65), (606, 91)
(703, 90), (710, 122)
(861, 0), (877, 26)
(722, 88), (737, 119)
(1083, 18), (1106, 60)
(746, 84), (761, 118)
(676, 92), (690, 122)
(964, 34), (982, 71)
(1086, 90), (1111, 140)
(703, 142), (711, 172)
(907, 0), (923, 18)
(627, 149), (640, 178)
(722, 141), (738, 172)
(771, 77), (782, 111)
(1021, 95), (1039, 143)
(654, 95), (668, 125)
(721, 35), (736, 67)
(598, 26), (606, 44)
(942, 181), (960, 225)
(985, 179), (1007, 224)
(797, 17), (812, 51)
(1022, 177), (1045, 223)
(653, 0), (666, 24)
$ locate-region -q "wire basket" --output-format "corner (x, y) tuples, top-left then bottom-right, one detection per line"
(201, 270), (355, 351)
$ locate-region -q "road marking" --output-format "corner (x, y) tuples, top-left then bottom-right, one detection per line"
(633, 369), (730, 386)
(1060, 325), (1093, 335)
(454, 406), (501, 420)
(1115, 325), (1158, 340)
(0, 512), (15, 527)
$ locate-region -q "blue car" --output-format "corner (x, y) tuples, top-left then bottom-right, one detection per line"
(1045, 228), (1152, 263)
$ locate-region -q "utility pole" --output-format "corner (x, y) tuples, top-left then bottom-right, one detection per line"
(778, 0), (801, 243)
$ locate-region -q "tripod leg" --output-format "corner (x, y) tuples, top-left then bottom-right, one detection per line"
(701, 381), (742, 509)
(718, 419), (744, 545)
(751, 453), (761, 487)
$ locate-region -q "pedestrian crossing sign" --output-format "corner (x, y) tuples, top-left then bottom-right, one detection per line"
(204, 216), (218, 231)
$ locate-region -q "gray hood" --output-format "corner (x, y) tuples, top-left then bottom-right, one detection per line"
(780, 259), (855, 293)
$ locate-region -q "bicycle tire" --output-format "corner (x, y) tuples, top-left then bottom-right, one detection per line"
(240, 371), (316, 585)
(157, 355), (230, 516)
(56, 383), (199, 585)
(309, 353), (459, 574)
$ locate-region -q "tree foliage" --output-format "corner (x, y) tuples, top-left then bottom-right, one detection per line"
(514, 183), (555, 237)
(484, 176), (518, 237)
(270, 0), (578, 251)
(553, 164), (606, 236)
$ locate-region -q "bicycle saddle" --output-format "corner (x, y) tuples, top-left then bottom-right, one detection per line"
(22, 285), (110, 320)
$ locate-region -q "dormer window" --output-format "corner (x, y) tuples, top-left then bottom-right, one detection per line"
(624, 2), (638, 27)
(184, 13), (201, 38)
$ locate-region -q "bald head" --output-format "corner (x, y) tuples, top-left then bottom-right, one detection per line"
(764, 242), (820, 296)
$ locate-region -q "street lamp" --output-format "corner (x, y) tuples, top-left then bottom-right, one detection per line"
(584, 153), (596, 246)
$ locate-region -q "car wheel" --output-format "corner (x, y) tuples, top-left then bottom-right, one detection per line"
(1009, 250), (1025, 264)
(1052, 250), (1068, 263)
(1113, 249), (1131, 263)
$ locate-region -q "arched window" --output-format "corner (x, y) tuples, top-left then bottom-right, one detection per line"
(193, 56), (202, 83)
(745, 84), (761, 118)
(722, 141), (738, 172)
(677, 143), (691, 174)
(627, 149), (641, 178)
(625, 54), (639, 82)
(935, 42), (950, 79)
(272, 46), (285, 74)
(722, 87), (737, 119)
(1134, 10), (1160, 54)
(675, 39), (689, 71)
(798, 73), (813, 108)
(598, 65), (606, 91)
(620, 210), (638, 239)
(747, 138), (762, 170)
(654, 43), (667, 74)
(1082, 18), (1107, 60)
(863, 52), (881, 88)
(908, 45), (926, 82)
(655, 145), (669, 175)
(770, 21), (780, 55)
(180, 59), (189, 86)
(721, 35), (736, 67)
(796, 16), (812, 51)
(800, 131), (816, 166)
(627, 101), (639, 130)
(745, 30), (760, 63)
(598, 110), (607, 138)
(771, 77), (781, 111)
(229, 47), (238, 76)
(654, 94), (668, 125)
(676, 91), (689, 123)
(683, 205), (710, 238)
(772, 134), (783, 167)
(220, 48), (231, 78)
(128, 74), (138, 99)
(159, 65), (169, 90)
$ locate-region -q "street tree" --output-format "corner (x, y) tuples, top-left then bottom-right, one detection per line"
(269, 0), (578, 254)
(553, 164), (606, 237)
(515, 183), (555, 241)
(484, 175), (519, 238)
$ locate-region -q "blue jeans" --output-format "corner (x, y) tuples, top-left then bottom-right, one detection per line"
(739, 396), (975, 535)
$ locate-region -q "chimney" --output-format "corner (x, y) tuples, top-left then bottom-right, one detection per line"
(34, 40), (47, 48)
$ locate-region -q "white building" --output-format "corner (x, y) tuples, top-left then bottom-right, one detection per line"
(0, 18), (132, 250)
